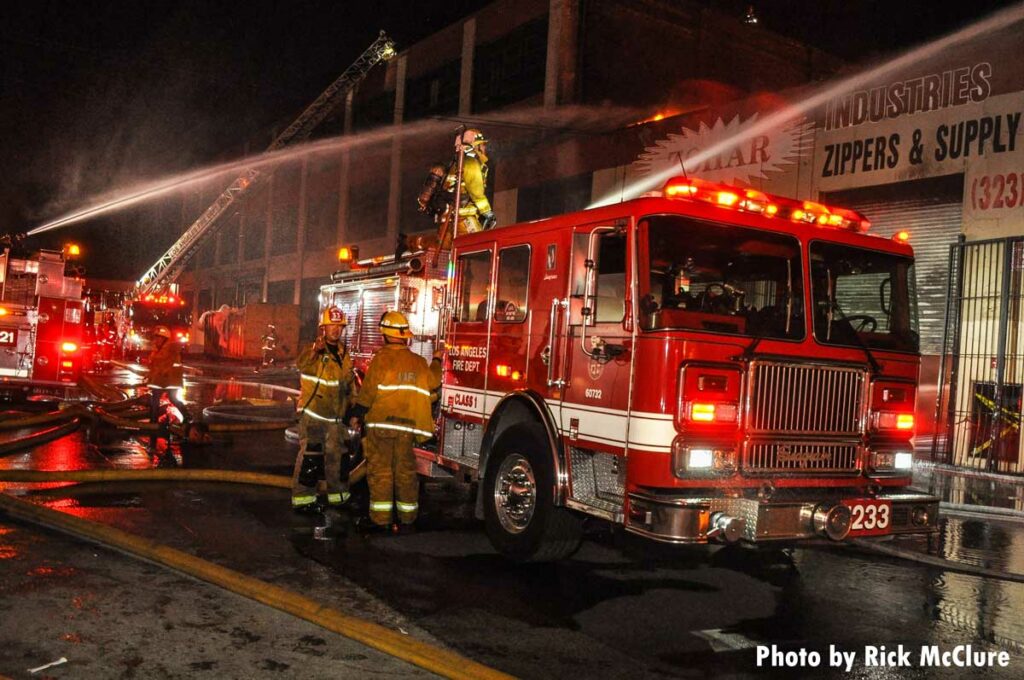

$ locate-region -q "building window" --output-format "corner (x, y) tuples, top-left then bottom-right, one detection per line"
(270, 165), (300, 255)
(353, 90), (396, 131)
(473, 16), (548, 112)
(244, 187), (268, 261)
(495, 246), (530, 323)
(347, 143), (391, 241)
(197, 289), (212, 314)
(517, 172), (592, 222)
(456, 250), (492, 322)
(266, 280), (294, 304)
(305, 159), (340, 250)
(216, 285), (237, 308)
(299, 277), (323, 343)
(219, 211), (240, 265)
(198, 241), (215, 269)
(405, 60), (460, 121)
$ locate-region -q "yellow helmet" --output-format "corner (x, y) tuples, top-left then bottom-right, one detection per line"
(379, 310), (413, 339)
(457, 128), (487, 157)
(153, 326), (171, 339)
(320, 306), (347, 327)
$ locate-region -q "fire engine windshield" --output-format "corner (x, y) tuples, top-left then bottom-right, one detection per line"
(639, 216), (804, 340)
(809, 241), (919, 353)
(131, 304), (190, 328)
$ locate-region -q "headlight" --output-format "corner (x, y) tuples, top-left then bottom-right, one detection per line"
(869, 450), (913, 474)
(894, 452), (913, 470)
(672, 440), (736, 476)
(688, 448), (714, 468)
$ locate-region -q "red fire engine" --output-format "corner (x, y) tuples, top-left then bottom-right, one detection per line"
(329, 177), (939, 561)
(0, 247), (86, 396)
(320, 250), (447, 373)
(124, 291), (191, 358)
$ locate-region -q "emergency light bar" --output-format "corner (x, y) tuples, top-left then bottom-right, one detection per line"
(141, 293), (181, 305)
(662, 177), (871, 233)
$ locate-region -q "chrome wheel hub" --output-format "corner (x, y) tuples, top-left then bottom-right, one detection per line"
(494, 453), (536, 534)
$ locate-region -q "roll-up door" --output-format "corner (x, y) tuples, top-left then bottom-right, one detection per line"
(824, 176), (964, 355)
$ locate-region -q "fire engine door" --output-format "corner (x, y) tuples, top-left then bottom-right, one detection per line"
(558, 224), (632, 450)
(445, 245), (495, 425)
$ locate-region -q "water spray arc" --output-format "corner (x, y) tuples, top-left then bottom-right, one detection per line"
(130, 31), (396, 297)
(589, 3), (1024, 208)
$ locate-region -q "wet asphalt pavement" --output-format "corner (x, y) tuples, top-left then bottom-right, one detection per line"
(2, 365), (1024, 678)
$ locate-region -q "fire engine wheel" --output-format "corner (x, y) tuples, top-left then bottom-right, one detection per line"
(483, 424), (582, 562)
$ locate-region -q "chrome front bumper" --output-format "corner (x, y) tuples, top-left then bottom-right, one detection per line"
(625, 490), (940, 544)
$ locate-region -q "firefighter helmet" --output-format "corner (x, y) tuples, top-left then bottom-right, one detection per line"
(154, 326), (171, 339)
(320, 306), (347, 327)
(457, 129), (487, 157)
(379, 310), (413, 339)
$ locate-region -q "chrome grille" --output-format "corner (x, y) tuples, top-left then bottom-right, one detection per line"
(745, 441), (860, 474)
(747, 362), (866, 436)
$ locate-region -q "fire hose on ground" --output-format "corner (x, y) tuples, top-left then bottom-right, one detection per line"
(847, 537), (1024, 584)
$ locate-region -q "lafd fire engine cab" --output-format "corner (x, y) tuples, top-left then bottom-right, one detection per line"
(124, 291), (191, 358)
(0, 247), (86, 396)
(330, 177), (939, 561)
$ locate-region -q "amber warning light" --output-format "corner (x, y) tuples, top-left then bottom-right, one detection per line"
(662, 177), (871, 233)
(338, 245), (360, 263)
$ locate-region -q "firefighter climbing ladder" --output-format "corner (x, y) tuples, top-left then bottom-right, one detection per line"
(134, 31), (397, 298)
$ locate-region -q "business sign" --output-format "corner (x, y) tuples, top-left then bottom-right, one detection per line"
(635, 114), (814, 186)
(816, 62), (1021, 191)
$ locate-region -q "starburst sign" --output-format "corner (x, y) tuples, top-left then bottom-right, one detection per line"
(636, 114), (815, 186)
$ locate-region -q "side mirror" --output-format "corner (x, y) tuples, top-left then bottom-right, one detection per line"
(879, 277), (892, 315)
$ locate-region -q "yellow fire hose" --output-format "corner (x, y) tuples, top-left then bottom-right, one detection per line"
(90, 409), (295, 433)
(0, 469), (291, 487)
(0, 492), (510, 680)
(0, 463), (366, 487)
(0, 409), (81, 431)
(80, 372), (133, 403)
(0, 419), (81, 456)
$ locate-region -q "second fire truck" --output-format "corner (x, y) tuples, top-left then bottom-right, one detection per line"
(123, 291), (192, 359)
(0, 246), (87, 396)
(328, 177), (939, 561)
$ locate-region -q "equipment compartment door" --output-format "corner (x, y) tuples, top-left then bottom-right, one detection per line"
(559, 223), (633, 453)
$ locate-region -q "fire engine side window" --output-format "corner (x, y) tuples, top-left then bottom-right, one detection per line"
(495, 246), (530, 323)
(594, 232), (627, 322)
(455, 251), (493, 323)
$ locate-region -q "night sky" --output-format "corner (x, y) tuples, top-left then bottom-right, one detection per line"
(0, 0), (1018, 280)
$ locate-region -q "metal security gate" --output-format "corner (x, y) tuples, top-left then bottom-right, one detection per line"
(934, 237), (1024, 473)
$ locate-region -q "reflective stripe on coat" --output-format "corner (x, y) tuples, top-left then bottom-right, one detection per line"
(355, 344), (437, 443)
(296, 343), (354, 421)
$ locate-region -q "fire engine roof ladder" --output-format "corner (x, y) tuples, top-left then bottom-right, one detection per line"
(133, 31), (397, 298)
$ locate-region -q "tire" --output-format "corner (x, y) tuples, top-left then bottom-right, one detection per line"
(482, 423), (582, 562)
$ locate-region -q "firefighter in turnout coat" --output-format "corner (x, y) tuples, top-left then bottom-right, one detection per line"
(147, 325), (190, 448)
(351, 311), (438, 531)
(452, 128), (495, 236)
(291, 306), (355, 511)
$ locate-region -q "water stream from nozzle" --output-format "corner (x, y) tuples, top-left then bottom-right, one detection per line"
(26, 106), (634, 237)
(588, 2), (1024, 208)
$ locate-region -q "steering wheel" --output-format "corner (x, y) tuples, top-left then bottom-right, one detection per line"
(844, 314), (877, 333)
(698, 283), (728, 311)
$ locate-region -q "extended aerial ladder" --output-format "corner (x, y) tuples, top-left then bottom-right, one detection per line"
(133, 31), (397, 297)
